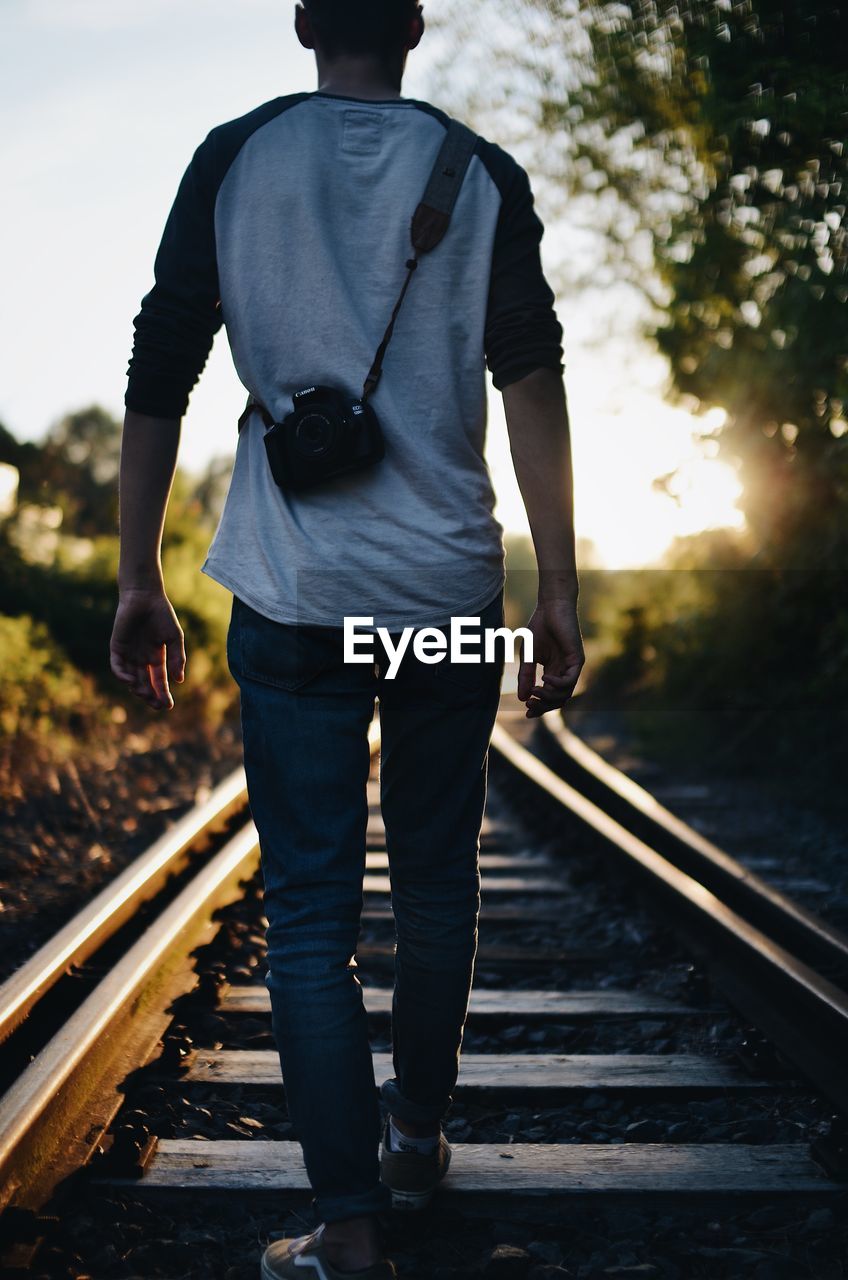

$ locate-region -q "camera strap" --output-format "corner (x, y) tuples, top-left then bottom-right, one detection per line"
(239, 118), (479, 431)
(360, 118), (479, 403)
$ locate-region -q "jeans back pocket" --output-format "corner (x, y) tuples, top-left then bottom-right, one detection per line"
(228, 596), (342, 692)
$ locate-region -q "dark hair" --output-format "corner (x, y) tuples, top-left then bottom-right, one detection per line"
(302, 0), (419, 62)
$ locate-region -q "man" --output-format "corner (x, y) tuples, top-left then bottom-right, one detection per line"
(110, 2), (584, 1276)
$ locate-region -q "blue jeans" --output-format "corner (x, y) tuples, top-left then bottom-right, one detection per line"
(226, 590), (505, 1223)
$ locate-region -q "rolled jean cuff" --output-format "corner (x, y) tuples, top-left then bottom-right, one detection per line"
(314, 1182), (392, 1224)
(379, 1077), (449, 1126)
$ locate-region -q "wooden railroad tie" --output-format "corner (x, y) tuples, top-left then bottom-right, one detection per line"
(111, 1140), (839, 1196)
(185, 1048), (776, 1093)
(220, 986), (695, 1019)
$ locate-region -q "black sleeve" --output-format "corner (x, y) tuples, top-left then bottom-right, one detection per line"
(483, 152), (565, 392)
(124, 132), (223, 418)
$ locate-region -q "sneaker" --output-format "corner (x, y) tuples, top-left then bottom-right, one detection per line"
(260, 1223), (397, 1280)
(379, 1116), (452, 1211)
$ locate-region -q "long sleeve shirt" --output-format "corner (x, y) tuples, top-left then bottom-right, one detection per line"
(126, 89), (564, 628)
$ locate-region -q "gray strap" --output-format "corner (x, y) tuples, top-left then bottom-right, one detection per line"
(363, 121), (478, 398)
(422, 120), (479, 218)
(410, 120), (479, 255)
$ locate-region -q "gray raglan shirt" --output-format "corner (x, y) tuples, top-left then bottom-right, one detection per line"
(125, 89), (564, 629)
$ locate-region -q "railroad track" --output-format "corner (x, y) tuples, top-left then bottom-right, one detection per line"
(1, 704), (846, 1275)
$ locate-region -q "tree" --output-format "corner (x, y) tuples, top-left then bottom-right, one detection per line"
(434, 0), (847, 561)
(535, 0), (848, 563)
(25, 406), (124, 538)
(429, 1), (847, 773)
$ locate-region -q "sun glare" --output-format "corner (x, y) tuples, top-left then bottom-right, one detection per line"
(488, 382), (745, 569)
(584, 450), (745, 570)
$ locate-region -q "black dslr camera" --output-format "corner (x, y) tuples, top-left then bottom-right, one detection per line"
(263, 385), (385, 493)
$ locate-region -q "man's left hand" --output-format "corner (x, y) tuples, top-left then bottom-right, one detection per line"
(517, 598), (584, 719)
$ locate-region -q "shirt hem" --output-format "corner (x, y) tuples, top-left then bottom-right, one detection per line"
(200, 559), (506, 630)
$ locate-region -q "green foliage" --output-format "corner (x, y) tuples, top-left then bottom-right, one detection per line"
(582, 531), (848, 774)
(0, 412), (238, 767)
(461, 0), (848, 777)
(0, 614), (99, 788)
(0, 523), (116, 676)
(0, 614), (86, 733)
(13, 406), (123, 537)
(536, 0), (848, 563)
(0, 421), (41, 475)
(591, 0), (846, 772)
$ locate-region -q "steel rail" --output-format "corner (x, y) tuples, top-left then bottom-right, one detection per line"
(539, 716), (848, 975)
(0, 768), (248, 1046)
(0, 824), (259, 1212)
(490, 722), (848, 1115)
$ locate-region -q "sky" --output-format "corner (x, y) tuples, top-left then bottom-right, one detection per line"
(0, 0), (744, 568)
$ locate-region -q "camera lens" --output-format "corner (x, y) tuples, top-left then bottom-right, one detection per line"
(294, 410), (338, 458)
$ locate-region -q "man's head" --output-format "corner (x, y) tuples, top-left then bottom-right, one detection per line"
(295, 1), (424, 82)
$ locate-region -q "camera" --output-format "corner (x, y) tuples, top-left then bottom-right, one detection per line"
(263, 384), (385, 493)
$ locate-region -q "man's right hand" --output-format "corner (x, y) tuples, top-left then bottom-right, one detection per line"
(517, 598), (584, 719)
(110, 587), (186, 712)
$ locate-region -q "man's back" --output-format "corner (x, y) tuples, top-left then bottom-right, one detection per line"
(125, 90), (564, 627)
